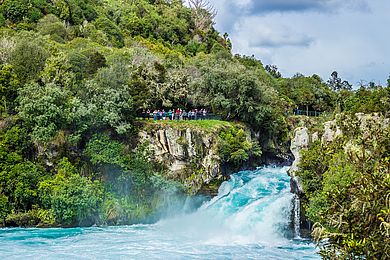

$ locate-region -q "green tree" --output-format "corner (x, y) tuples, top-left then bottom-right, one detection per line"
(39, 158), (104, 226)
(191, 56), (285, 140)
(9, 33), (49, 83)
(0, 153), (46, 213)
(83, 63), (134, 134)
(41, 52), (77, 89)
(188, 0), (216, 40)
(0, 64), (20, 116)
(94, 16), (124, 48)
(1, 0), (30, 23)
(265, 64), (281, 78)
(218, 127), (261, 165)
(327, 71), (352, 92)
(0, 194), (9, 226)
(52, 0), (97, 25)
(36, 14), (67, 42)
(17, 82), (68, 143)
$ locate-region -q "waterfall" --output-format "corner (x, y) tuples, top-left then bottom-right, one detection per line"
(157, 166), (296, 245)
(0, 166), (320, 260)
(293, 194), (301, 238)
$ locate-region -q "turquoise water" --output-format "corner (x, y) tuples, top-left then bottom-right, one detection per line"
(0, 167), (319, 259)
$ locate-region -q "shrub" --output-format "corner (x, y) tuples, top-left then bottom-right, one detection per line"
(38, 158), (104, 226)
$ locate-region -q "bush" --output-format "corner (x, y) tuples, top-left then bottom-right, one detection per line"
(38, 158), (105, 226)
(37, 14), (66, 41)
(94, 17), (124, 48)
(218, 126), (261, 165)
(9, 33), (49, 83)
(1, 0), (30, 23)
(17, 82), (68, 143)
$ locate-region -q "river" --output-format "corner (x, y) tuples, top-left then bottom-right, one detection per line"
(0, 166), (319, 259)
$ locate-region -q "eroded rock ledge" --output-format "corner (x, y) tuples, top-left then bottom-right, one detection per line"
(288, 113), (389, 194)
(138, 121), (256, 194)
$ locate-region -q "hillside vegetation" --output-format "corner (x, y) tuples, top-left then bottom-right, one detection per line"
(0, 0), (289, 228)
(0, 1), (390, 256)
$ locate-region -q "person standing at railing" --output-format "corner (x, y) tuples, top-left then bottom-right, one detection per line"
(162, 109), (167, 120)
(182, 110), (188, 120)
(153, 110), (157, 121)
(146, 109), (150, 120)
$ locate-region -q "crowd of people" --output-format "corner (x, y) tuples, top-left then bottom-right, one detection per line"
(141, 108), (209, 121)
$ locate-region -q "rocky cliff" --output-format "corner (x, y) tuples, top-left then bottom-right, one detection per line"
(288, 127), (310, 195)
(138, 121), (257, 194)
(288, 113), (389, 194)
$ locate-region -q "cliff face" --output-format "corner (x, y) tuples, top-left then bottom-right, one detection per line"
(288, 113), (389, 194)
(288, 127), (310, 195)
(138, 121), (256, 194)
(288, 117), (347, 195)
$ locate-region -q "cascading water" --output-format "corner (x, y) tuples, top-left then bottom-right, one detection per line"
(0, 166), (319, 259)
(293, 194), (301, 238)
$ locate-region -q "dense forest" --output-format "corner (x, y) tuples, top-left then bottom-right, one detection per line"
(0, 0), (389, 258)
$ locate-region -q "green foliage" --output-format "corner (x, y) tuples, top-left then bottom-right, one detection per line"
(297, 141), (336, 197)
(52, 0), (97, 25)
(0, 64), (20, 115)
(1, 0), (30, 23)
(0, 14), (5, 27)
(85, 134), (182, 224)
(0, 0), (225, 55)
(36, 14), (66, 42)
(41, 52), (77, 88)
(9, 32), (49, 83)
(6, 208), (47, 227)
(0, 158), (47, 212)
(327, 71), (352, 92)
(218, 126), (261, 165)
(94, 16), (124, 48)
(343, 85), (390, 116)
(17, 82), (68, 143)
(85, 134), (156, 196)
(0, 194), (9, 225)
(297, 115), (390, 258)
(84, 63), (134, 134)
(85, 134), (127, 167)
(82, 49), (107, 75)
(192, 55), (286, 140)
(277, 74), (335, 112)
(38, 158), (104, 226)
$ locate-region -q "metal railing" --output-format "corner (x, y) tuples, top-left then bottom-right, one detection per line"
(138, 112), (221, 121)
(293, 109), (322, 117)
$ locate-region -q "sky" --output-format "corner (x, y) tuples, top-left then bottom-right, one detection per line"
(205, 0), (390, 86)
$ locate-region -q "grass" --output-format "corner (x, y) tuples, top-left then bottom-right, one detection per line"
(137, 119), (241, 132)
